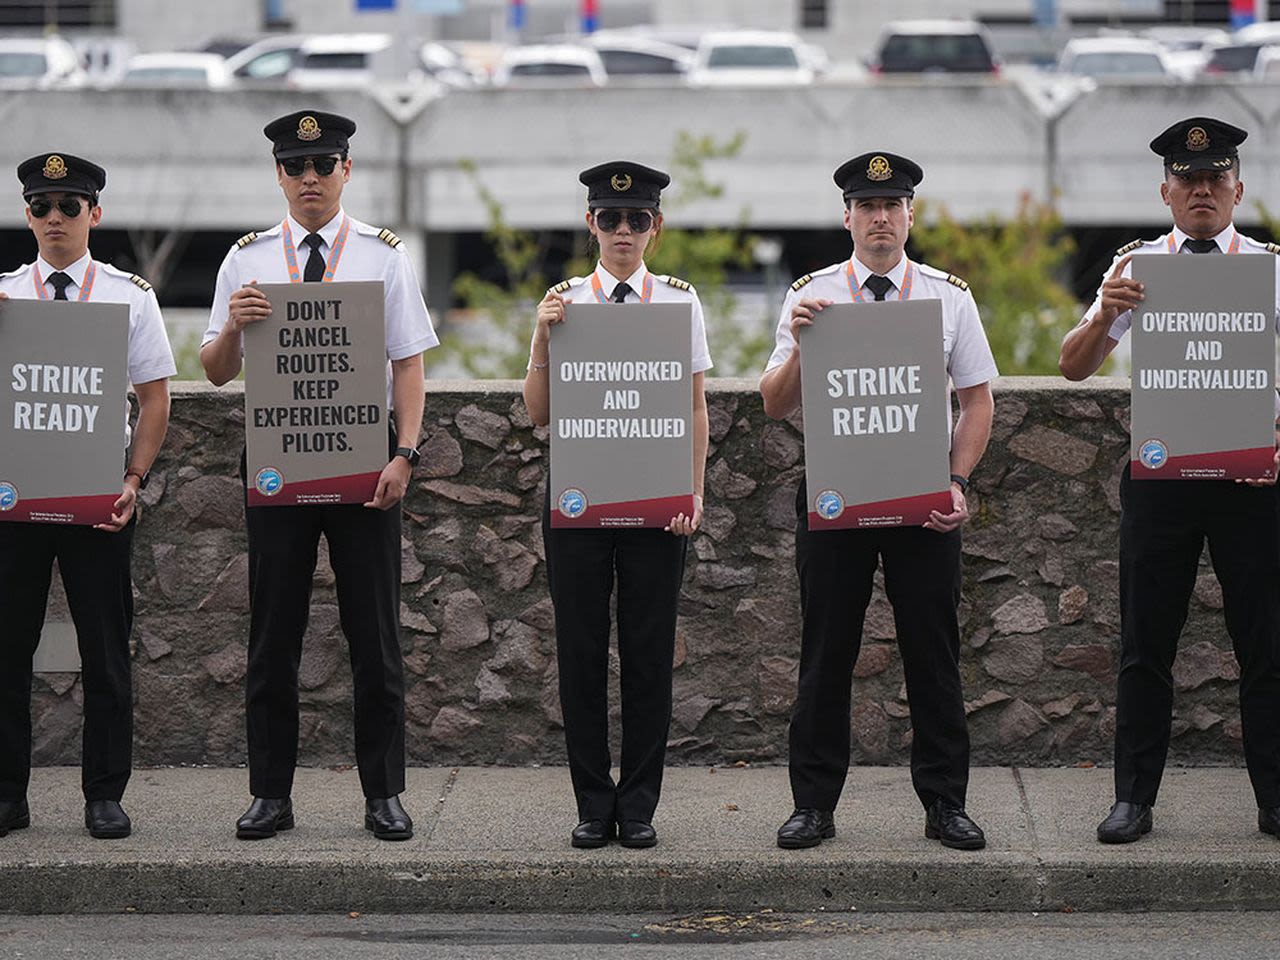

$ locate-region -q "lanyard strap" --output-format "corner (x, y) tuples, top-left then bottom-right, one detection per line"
(845, 258), (914, 302)
(32, 261), (96, 301)
(281, 216), (351, 283)
(591, 272), (654, 304)
(1168, 231), (1240, 254)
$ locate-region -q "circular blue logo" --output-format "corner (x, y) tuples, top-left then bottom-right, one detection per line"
(558, 488), (587, 518)
(815, 489), (845, 521)
(0, 481), (17, 512)
(254, 467), (284, 497)
(1138, 439), (1168, 470)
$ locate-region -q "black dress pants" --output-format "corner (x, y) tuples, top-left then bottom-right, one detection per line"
(0, 518), (135, 802)
(244, 498), (405, 799)
(789, 483), (969, 813)
(542, 501), (687, 824)
(1115, 466), (1280, 808)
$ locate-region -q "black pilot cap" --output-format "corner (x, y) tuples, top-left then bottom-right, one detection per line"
(17, 152), (106, 200)
(833, 152), (923, 201)
(1149, 117), (1247, 174)
(579, 161), (670, 210)
(263, 110), (357, 160)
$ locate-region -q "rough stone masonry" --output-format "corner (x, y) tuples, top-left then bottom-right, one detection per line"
(27, 377), (1250, 771)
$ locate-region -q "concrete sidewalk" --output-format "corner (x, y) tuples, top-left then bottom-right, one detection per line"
(2, 765), (1278, 914)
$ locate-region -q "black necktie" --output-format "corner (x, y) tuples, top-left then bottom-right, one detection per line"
(47, 271), (73, 300)
(611, 282), (632, 303)
(1183, 238), (1218, 254)
(864, 275), (894, 301)
(303, 233), (326, 282)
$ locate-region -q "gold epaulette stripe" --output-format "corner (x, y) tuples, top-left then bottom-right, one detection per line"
(550, 280), (572, 294)
(129, 274), (152, 292)
(790, 274), (813, 292)
(1116, 239), (1144, 256)
(661, 275), (691, 290)
(1266, 242), (1280, 255)
(947, 274), (969, 291)
(236, 232), (258, 249)
(378, 228), (403, 249)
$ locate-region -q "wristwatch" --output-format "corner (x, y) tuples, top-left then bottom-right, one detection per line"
(124, 466), (150, 489)
(949, 473), (970, 493)
(394, 446), (421, 468)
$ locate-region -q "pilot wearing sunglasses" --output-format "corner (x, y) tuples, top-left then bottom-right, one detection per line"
(200, 111), (437, 844)
(522, 161), (712, 851)
(0, 152), (175, 842)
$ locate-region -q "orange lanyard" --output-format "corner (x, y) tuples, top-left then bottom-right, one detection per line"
(591, 272), (654, 303)
(1167, 232), (1240, 254)
(33, 261), (96, 301)
(846, 258), (914, 302)
(281, 217), (350, 283)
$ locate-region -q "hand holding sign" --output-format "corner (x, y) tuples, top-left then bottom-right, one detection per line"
(228, 282), (272, 334)
(1094, 255), (1142, 330)
(790, 297), (833, 349)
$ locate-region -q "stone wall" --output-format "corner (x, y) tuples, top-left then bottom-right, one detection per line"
(29, 378), (1254, 770)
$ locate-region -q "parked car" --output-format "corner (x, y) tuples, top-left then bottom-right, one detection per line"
(492, 45), (607, 88)
(119, 52), (232, 89)
(288, 33), (395, 89)
(687, 31), (815, 87)
(1200, 42), (1267, 76)
(418, 41), (487, 88)
(1254, 45), (1280, 80)
(223, 34), (305, 85)
(1142, 26), (1228, 80)
(869, 20), (999, 74)
(581, 32), (692, 79)
(1057, 38), (1173, 79)
(0, 36), (86, 89)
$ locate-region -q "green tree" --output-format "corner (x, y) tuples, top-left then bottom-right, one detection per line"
(910, 193), (1082, 375)
(432, 134), (774, 379)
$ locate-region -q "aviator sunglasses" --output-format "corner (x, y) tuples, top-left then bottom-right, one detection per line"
(280, 156), (342, 177)
(594, 209), (654, 233)
(28, 196), (89, 218)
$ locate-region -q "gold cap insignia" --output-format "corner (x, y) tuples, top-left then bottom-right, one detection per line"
(1186, 126), (1209, 151)
(867, 155), (893, 182)
(1170, 161), (1190, 172)
(42, 155), (68, 180)
(297, 116), (322, 142)
(611, 173), (632, 192)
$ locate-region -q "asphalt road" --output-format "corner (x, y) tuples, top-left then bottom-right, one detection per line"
(2, 912), (1279, 960)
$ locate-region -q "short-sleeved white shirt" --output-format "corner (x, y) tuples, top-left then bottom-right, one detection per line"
(765, 253), (998, 435)
(531, 261), (714, 374)
(0, 252), (177, 446)
(203, 208), (438, 407)
(1083, 224), (1280, 415)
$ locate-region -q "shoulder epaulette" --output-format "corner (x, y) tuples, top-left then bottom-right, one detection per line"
(1116, 239), (1145, 257)
(946, 274), (968, 291)
(129, 274), (152, 292)
(549, 280), (572, 294)
(236, 232), (258, 249)
(790, 274), (813, 292)
(659, 274), (691, 291)
(1267, 242), (1280, 255)
(377, 228), (404, 249)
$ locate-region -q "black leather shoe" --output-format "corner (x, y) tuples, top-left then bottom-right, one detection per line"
(365, 796), (413, 841)
(85, 800), (131, 839)
(570, 819), (613, 848)
(776, 808), (835, 849)
(0, 799), (30, 837)
(618, 820), (657, 849)
(1259, 806), (1280, 838)
(925, 799), (985, 850)
(1097, 801), (1152, 844)
(236, 797), (294, 840)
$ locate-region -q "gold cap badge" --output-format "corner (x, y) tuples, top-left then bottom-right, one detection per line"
(42, 155), (67, 180)
(297, 116), (322, 142)
(1186, 126), (1209, 151)
(867, 155), (892, 182)
(611, 173), (632, 192)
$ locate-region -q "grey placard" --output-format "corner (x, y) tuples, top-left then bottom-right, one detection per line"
(1131, 255), (1276, 480)
(0, 300), (129, 524)
(550, 303), (694, 527)
(798, 300), (952, 528)
(244, 281), (389, 505)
